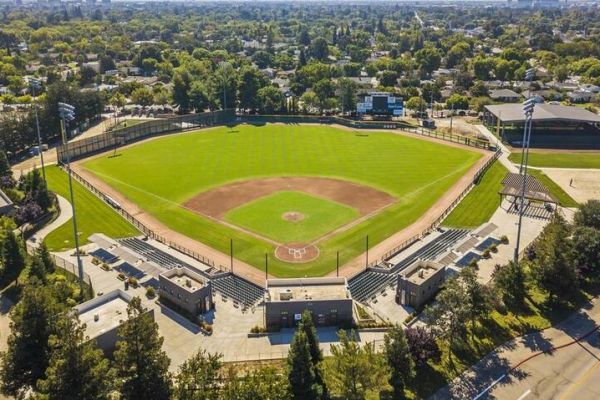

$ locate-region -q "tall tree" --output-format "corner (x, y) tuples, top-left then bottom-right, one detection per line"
(493, 261), (527, 309)
(287, 330), (323, 400)
(1, 230), (25, 283)
(36, 313), (115, 400)
(172, 69), (192, 112)
(461, 265), (494, 331)
(575, 200), (600, 230)
(326, 330), (386, 400)
(174, 350), (221, 400)
(221, 366), (290, 400)
(383, 326), (415, 400)
(0, 282), (61, 397)
(114, 297), (172, 400)
(572, 226), (600, 278)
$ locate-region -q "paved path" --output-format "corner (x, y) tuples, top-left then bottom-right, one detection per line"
(431, 296), (600, 399)
(475, 124), (518, 173)
(27, 194), (72, 248)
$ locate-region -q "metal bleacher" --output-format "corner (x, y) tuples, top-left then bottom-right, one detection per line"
(119, 237), (265, 307)
(348, 229), (470, 303)
(212, 275), (265, 307)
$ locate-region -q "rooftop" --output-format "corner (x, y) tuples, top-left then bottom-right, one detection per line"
(485, 103), (600, 124)
(75, 290), (131, 340)
(160, 267), (208, 292)
(400, 261), (444, 285)
(267, 277), (349, 302)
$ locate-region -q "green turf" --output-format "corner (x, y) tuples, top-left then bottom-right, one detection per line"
(509, 152), (600, 169)
(83, 123), (482, 277)
(224, 191), (360, 243)
(442, 162), (508, 228)
(43, 166), (139, 251)
(527, 169), (579, 208)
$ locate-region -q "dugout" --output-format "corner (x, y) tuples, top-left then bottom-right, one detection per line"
(483, 104), (600, 149)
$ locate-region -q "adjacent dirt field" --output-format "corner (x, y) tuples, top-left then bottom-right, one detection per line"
(183, 177), (396, 219)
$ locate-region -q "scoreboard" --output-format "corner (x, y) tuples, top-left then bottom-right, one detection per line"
(357, 92), (403, 116)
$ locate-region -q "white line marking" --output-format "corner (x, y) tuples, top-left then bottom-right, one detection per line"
(516, 389), (531, 400)
(472, 373), (507, 400)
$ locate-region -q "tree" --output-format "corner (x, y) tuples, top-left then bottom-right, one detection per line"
(221, 366), (290, 400)
(309, 37), (329, 61)
(312, 79), (335, 112)
(174, 350), (221, 400)
(114, 297), (172, 400)
(405, 326), (440, 367)
(406, 96), (426, 111)
(0, 282), (61, 397)
(472, 56), (495, 81)
(460, 266), (494, 331)
(415, 47), (441, 74)
(257, 86), (284, 114)
(36, 313), (115, 400)
(572, 226), (600, 278)
(0, 151), (11, 177)
(493, 261), (526, 309)
(379, 70), (399, 88)
(287, 331), (323, 400)
(446, 94), (469, 110)
(424, 276), (470, 360)
(337, 78), (357, 114)
(37, 242), (55, 274)
(172, 69), (192, 112)
(131, 87), (154, 107)
(326, 330), (386, 400)
(574, 200), (600, 230)
(470, 81), (489, 97)
(238, 66), (265, 112)
(530, 214), (577, 302)
(383, 326), (415, 399)
(297, 310), (326, 396)
(188, 82), (210, 113)
(78, 66), (97, 86)
(1, 230), (25, 283)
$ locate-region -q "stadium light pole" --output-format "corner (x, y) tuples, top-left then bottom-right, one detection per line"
(513, 98), (536, 264)
(218, 61), (230, 110)
(29, 78), (46, 181)
(518, 68), (536, 174)
(59, 102), (85, 294)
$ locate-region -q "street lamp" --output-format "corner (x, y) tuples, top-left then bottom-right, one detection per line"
(513, 97), (536, 263)
(58, 102), (84, 294)
(29, 78), (46, 181)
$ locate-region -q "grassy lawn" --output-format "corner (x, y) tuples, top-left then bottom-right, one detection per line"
(527, 169), (578, 208)
(442, 162), (508, 228)
(224, 191), (359, 243)
(83, 123), (482, 277)
(43, 166), (139, 251)
(509, 152), (600, 169)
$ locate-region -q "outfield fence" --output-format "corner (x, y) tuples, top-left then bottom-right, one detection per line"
(56, 109), (235, 163)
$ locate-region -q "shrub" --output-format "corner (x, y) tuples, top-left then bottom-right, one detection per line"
(128, 277), (138, 287)
(405, 326), (440, 366)
(101, 263), (110, 271)
(482, 249), (491, 259)
(250, 325), (266, 334)
(500, 235), (509, 244)
(117, 272), (126, 280)
(91, 258), (100, 265)
(490, 244), (498, 253)
(146, 286), (156, 298)
(469, 258), (479, 269)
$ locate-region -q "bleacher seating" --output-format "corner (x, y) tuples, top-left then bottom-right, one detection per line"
(119, 237), (194, 270)
(348, 229), (469, 303)
(212, 275), (264, 307)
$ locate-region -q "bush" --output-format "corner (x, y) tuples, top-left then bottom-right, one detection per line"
(469, 258), (479, 268)
(128, 277), (138, 287)
(91, 258), (100, 265)
(146, 286), (156, 298)
(101, 263), (110, 271)
(500, 235), (509, 244)
(482, 249), (491, 259)
(250, 325), (266, 334)
(117, 272), (126, 281)
(490, 244), (498, 253)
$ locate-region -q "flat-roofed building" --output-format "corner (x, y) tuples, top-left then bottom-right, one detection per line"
(396, 260), (445, 308)
(159, 267), (213, 315)
(74, 290), (153, 354)
(0, 189), (14, 215)
(265, 277), (352, 329)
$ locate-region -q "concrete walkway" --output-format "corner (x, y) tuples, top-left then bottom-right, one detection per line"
(430, 296), (600, 399)
(27, 194), (72, 248)
(475, 124), (518, 173)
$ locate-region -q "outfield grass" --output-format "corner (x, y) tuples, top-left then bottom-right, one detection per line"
(527, 169), (578, 208)
(44, 166), (139, 251)
(224, 191), (359, 243)
(442, 162), (508, 228)
(509, 152), (600, 169)
(83, 123), (482, 277)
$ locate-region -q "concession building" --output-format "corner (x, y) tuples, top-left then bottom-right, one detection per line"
(265, 277), (353, 329)
(483, 103), (600, 149)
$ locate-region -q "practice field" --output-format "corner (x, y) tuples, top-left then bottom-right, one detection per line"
(509, 152), (600, 169)
(224, 191), (360, 243)
(82, 123), (483, 277)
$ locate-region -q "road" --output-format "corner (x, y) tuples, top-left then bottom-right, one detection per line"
(485, 331), (600, 400)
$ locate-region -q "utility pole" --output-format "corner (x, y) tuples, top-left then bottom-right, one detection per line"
(29, 78), (46, 181)
(58, 102), (85, 295)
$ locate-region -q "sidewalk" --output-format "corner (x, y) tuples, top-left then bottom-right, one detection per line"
(430, 296), (600, 399)
(474, 124), (518, 173)
(27, 194), (72, 248)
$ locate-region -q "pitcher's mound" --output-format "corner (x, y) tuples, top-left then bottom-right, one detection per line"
(275, 242), (319, 263)
(282, 211), (305, 222)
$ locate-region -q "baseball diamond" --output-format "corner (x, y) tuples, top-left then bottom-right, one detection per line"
(80, 123), (484, 277)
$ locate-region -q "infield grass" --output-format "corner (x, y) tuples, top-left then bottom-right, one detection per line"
(224, 191), (360, 243)
(509, 152), (600, 169)
(83, 123), (482, 277)
(44, 166), (139, 251)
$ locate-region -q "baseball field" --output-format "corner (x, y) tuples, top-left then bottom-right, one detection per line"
(81, 123), (483, 277)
